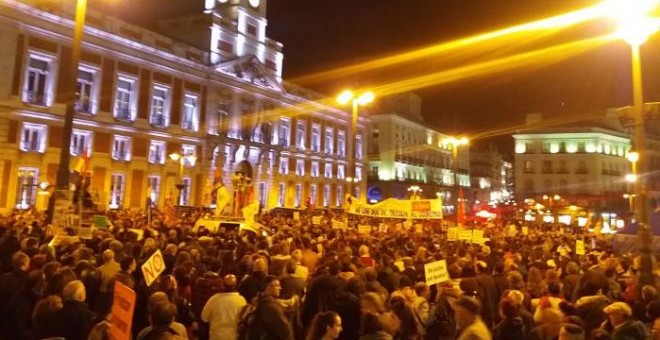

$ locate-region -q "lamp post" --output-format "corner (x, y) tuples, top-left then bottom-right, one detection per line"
(605, 0), (659, 290)
(407, 185), (422, 200)
(337, 90), (374, 200)
(55, 0), (88, 189)
(169, 153), (197, 206)
(442, 137), (469, 225)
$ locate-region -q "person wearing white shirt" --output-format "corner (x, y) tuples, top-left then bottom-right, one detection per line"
(202, 274), (247, 340)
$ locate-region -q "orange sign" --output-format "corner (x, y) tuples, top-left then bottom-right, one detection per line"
(109, 281), (136, 340)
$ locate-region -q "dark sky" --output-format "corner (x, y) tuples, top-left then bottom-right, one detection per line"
(108, 0), (660, 152)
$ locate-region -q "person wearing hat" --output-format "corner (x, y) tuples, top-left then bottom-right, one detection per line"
(601, 302), (648, 339)
(455, 296), (492, 340)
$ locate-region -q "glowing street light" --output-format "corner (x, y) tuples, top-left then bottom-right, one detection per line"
(603, 0), (660, 291)
(337, 89), (375, 199)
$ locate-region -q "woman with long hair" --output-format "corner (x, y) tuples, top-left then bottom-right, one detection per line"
(307, 311), (342, 340)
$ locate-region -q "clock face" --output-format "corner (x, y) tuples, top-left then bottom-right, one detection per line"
(248, 0), (260, 7)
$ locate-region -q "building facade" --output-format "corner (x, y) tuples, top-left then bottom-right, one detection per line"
(469, 147), (513, 206)
(366, 93), (470, 214)
(513, 113), (638, 212)
(0, 0), (366, 214)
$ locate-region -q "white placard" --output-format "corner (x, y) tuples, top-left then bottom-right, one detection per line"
(425, 260), (449, 285)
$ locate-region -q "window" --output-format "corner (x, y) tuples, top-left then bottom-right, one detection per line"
(354, 187), (360, 199)
(109, 173), (126, 209)
(258, 182), (266, 207)
(114, 75), (137, 121)
(20, 123), (47, 153)
(279, 118), (290, 147)
(336, 186), (343, 207)
(15, 168), (38, 209)
(216, 102), (229, 136)
(311, 124), (321, 152)
(323, 185), (330, 207)
(279, 157), (289, 175)
(149, 141), (166, 164)
(295, 183), (302, 207)
(150, 85), (170, 127)
(371, 166), (379, 177)
(23, 53), (54, 106)
(324, 127), (334, 154)
(355, 166), (362, 181)
(295, 159), (305, 176)
(182, 144), (197, 167)
(577, 160), (588, 174)
(182, 93), (199, 131)
(337, 131), (346, 157)
(542, 160), (553, 173)
(247, 24), (257, 36)
(324, 163), (333, 178)
(523, 160), (534, 173)
(337, 165), (345, 180)
(296, 120), (306, 150)
(71, 129), (92, 156)
(278, 183), (285, 207)
(180, 177), (191, 205)
(112, 135), (132, 161)
(356, 135), (363, 160)
(311, 161), (320, 177)
(76, 66), (99, 114)
(147, 175), (161, 205)
(310, 184), (317, 204)
(267, 150), (275, 174)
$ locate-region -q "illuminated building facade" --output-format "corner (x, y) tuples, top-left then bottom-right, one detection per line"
(0, 0), (365, 213)
(469, 147), (513, 206)
(366, 93), (470, 213)
(512, 112), (660, 212)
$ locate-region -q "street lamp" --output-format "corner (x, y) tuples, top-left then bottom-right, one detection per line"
(169, 153), (197, 205)
(407, 185), (423, 200)
(337, 89), (375, 200)
(441, 136), (469, 225)
(604, 0), (660, 291)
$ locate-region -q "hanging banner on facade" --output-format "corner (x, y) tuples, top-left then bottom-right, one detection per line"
(346, 198), (443, 219)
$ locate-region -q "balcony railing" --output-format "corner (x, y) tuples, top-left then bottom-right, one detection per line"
(113, 151), (129, 161)
(114, 107), (133, 121)
(24, 91), (48, 106)
(181, 120), (194, 130)
(20, 140), (41, 152)
(75, 100), (92, 114)
(150, 114), (167, 127)
(71, 146), (87, 156)
(149, 154), (164, 164)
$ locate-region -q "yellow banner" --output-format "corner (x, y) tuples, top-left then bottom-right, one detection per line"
(347, 198), (443, 219)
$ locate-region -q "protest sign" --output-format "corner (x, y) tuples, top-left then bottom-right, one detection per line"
(576, 240), (585, 255)
(141, 250), (165, 286)
(447, 227), (458, 241)
(425, 260), (449, 285)
(293, 211), (300, 220)
(109, 281), (136, 340)
(415, 224), (423, 233)
(312, 216), (322, 225)
(472, 230), (484, 245)
(332, 219), (347, 230)
(458, 229), (473, 241)
(378, 223), (388, 233)
(78, 225), (93, 239)
(93, 215), (109, 229)
(346, 198), (443, 219)
(358, 225), (372, 234)
(522, 226), (529, 236)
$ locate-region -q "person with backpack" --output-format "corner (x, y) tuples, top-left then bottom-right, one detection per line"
(241, 275), (294, 340)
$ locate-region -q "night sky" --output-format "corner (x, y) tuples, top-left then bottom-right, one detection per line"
(107, 0), (660, 153)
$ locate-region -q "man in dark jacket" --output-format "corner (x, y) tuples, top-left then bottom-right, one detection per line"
(602, 302), (649, 340)
(474, 261), (499, 327)
(249, 275), (294, 340)
(239, 257), (269, 303)
(0, 251), (30, 333)
(37, 280), (97, 340)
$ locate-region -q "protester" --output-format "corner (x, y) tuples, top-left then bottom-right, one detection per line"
(455, 296), (492, 340)
(307, 311), (343, 340)
(201, 274), (246, 340)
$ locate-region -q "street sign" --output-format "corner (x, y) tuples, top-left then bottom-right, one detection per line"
(141, 250), (165, 287)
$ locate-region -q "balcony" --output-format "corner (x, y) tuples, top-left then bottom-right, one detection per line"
(75, 100), (93, 114)
(181, 120), (194, 130)
(149, 154), (164, 164)
(71, 146), (87, 156)
(20, 140), (41, 152)
(114, 107), (133, 121)
(112, 151), (130, 161)
(24, 91), (48, 106)
(150, 114), (168, 127)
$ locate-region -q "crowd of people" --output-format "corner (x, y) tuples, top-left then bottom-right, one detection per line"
(0, 207), (658, 340)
